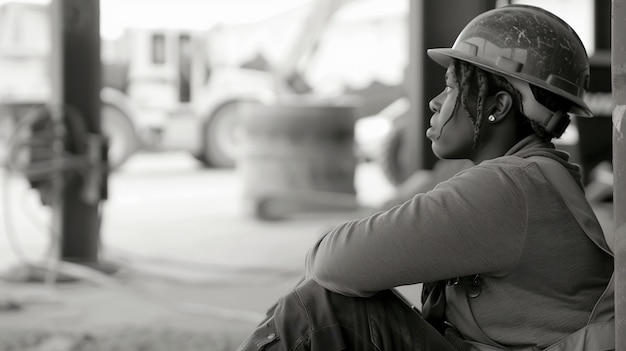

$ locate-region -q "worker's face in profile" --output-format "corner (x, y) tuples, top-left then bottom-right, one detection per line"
(427, 64), (475, 159)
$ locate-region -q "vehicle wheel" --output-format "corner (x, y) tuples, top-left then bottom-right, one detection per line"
(101, 103), (140, 171)
(379, 117), (412, 186)
(199, 101), (244, 168)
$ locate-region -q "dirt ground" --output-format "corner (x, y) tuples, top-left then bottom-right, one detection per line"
(0, 153), (397, 350)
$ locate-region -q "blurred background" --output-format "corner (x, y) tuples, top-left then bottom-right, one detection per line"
(0, 0), (614, 350)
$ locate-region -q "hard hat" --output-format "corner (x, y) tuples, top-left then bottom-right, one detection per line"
(427, 5), (592, 135)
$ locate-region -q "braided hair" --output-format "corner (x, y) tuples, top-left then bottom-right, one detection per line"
(452, 59), (570, 146)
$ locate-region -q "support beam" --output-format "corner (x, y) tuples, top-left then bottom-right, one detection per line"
(596, 0), (612, 51)
(612, 0), (626, 349)
(49, 0), (103, 264)
(405, 0), (495, 173)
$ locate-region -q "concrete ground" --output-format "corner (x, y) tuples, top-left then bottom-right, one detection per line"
(0, 151), (614, 350)
(0, 152), (398, 350)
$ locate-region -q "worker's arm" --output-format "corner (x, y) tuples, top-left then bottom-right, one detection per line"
(305, 162), (527, 297)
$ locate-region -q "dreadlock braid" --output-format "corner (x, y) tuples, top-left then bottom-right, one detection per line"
(456, 61), (475, 125)
(474, 68), (489, 147)
(439, 60), (471, 139)
(453, 59), (554, 145)
(454, 60), (488, 147)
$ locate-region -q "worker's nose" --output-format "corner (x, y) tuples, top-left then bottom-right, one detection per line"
(429, 92), (443, 113)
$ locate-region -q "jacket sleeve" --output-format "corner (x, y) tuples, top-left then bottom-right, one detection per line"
(305, 163), (528, 297)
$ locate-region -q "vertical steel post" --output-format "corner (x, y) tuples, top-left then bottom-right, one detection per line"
(405, 0), (425, 174)
(405, 0), (495, 173)
(50, 0), (102, 264)
(612, 0), (626, 349)
(596, 0), (612, 51)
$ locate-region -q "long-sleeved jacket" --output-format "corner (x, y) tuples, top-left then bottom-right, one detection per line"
(305, 135), (613, 349)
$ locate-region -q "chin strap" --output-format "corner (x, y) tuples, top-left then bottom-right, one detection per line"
(543, 110), (571, 138)
(508, 78), (571, 138)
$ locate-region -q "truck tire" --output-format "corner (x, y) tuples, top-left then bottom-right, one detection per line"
(199, 100), (244, 168)
(101, 103), (140, 171)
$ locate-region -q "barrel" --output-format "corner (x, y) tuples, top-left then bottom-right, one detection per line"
(238, 98), (359, 219)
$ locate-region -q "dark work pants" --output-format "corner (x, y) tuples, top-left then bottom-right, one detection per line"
(236, 279), (457, 351)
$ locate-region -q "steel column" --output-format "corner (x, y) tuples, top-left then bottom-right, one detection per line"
(612, 0), (626, 349)
(405, 0), (495, 173)
(50, 0), (103, 264)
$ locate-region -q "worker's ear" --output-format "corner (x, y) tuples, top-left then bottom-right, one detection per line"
(486, 91), (513, 123)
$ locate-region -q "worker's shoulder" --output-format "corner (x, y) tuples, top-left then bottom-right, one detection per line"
(454, 155), (544, 184)
(438, 156), (533, 189)
(442, 156), (528, 180)
(478, 155), (540, 171)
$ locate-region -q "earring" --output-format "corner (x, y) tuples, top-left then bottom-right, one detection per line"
(488, 115), (496, 122)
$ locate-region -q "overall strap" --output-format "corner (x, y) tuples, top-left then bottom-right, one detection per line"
(526, 156), (614, 350)
(445, 156), (615, 351)
(527, 156), (614, 256)
(445, 281), (514, 350)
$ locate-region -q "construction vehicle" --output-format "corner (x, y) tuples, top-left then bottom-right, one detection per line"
(0, 0), (408, 170)
(0, 1), (135, 170)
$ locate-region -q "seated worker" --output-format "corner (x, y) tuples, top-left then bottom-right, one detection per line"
(237, 5), (615, 351)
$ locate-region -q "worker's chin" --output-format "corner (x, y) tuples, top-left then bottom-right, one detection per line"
(430, 142), (445, 159)
(431, 142), (454, 160)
